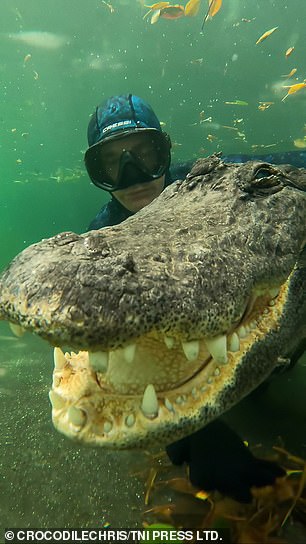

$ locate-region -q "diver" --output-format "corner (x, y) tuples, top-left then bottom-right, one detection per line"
(84, 94), (294, 502)
(85, 93), (306, 231)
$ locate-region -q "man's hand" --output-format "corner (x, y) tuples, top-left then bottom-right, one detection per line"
(166, 420), (285, 503)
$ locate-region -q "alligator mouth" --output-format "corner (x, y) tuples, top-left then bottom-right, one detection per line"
(47, 277), (290, 449)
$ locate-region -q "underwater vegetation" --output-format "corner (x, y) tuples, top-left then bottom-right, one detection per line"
(140, 444), (306, 544)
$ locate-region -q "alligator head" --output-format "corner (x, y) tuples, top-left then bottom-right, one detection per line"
(1, 155), (306, 448)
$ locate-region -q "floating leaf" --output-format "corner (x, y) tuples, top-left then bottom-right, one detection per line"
(282, 82), (306, 101)
(281, 68), (297, 79)
(285, 46), (295, 58)
(185, 0), (201, 17)
(208, 0), (222, 18)
(143, 2), (169, 19)
(150, 9), (161, 23)
(225, 100), (249, 106)
(293, 138), (306, 149)
(255, 26), (278, 45)
(201, 0), (223, 31)
(159, 5), (185, 19)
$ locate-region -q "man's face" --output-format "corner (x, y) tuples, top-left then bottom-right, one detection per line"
(100, 133), (166, 212)
(113, 175), (165, 213)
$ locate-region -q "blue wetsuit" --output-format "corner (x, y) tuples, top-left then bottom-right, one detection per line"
(88, 150), (306, 230)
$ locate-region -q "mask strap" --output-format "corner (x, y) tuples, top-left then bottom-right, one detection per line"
(95, 106), (102, 132)
(128, 94), (139, 127)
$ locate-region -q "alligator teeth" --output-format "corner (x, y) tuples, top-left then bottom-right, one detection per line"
(54, 347), (66, 370)
(49, 390), (65, 410)
(88, 351), (109, 372)
(237, 325), (247, 338)
(181, 340), (200, 361)
(52, 375), (61, 388)
(103, 421), (113, 433)
(191, 387), (198, 398)
(141, 384), (159, 419)
(123, 344), (136, 363)
(9, 322), (25, 337)
(229, 332), (240, 352)
(164, 398), (174, 412)
(68, 406), (86, 427)
(269, 287), (280, 298)
(205, 334), (228, 364)
(125, 414), (135, 427)
(164, 336), (175, 349)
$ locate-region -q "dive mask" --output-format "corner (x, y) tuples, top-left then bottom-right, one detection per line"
(84, 128), (171, 191)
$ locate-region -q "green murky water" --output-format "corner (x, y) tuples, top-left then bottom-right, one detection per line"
(0, 0), (306, 532)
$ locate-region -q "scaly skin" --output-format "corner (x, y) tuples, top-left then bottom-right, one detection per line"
(0, 155), (306, 448)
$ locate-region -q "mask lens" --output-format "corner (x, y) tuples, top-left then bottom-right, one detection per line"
(85, 130), (171, 191)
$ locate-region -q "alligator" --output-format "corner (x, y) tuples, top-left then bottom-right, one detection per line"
(1, 155), (306, 449)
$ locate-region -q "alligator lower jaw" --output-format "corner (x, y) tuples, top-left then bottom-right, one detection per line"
(48, 280), (290, 449)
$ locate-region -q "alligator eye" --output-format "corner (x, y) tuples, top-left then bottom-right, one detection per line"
(248, 164), (283, 195)
(253, 167), (273, 180)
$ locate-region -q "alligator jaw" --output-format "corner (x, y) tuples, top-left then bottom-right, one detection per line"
(1, 156), (306, 448)
(49, 279), (290, 448)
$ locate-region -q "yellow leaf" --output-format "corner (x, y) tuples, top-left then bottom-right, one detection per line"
(208, 0), (222, 18)
(195, 489), (210, 501)
(281, 68), (297, 79)
(282, 82), (306, 101)
(185, 0), (201, 17)
(256, 26), (278, 45)
(151, 9), (161, 23)
(201, 0), (222, 31)
(284, 82), (306, 94)
(145, 2), (170, 8)
(285, 46), (295, 58)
